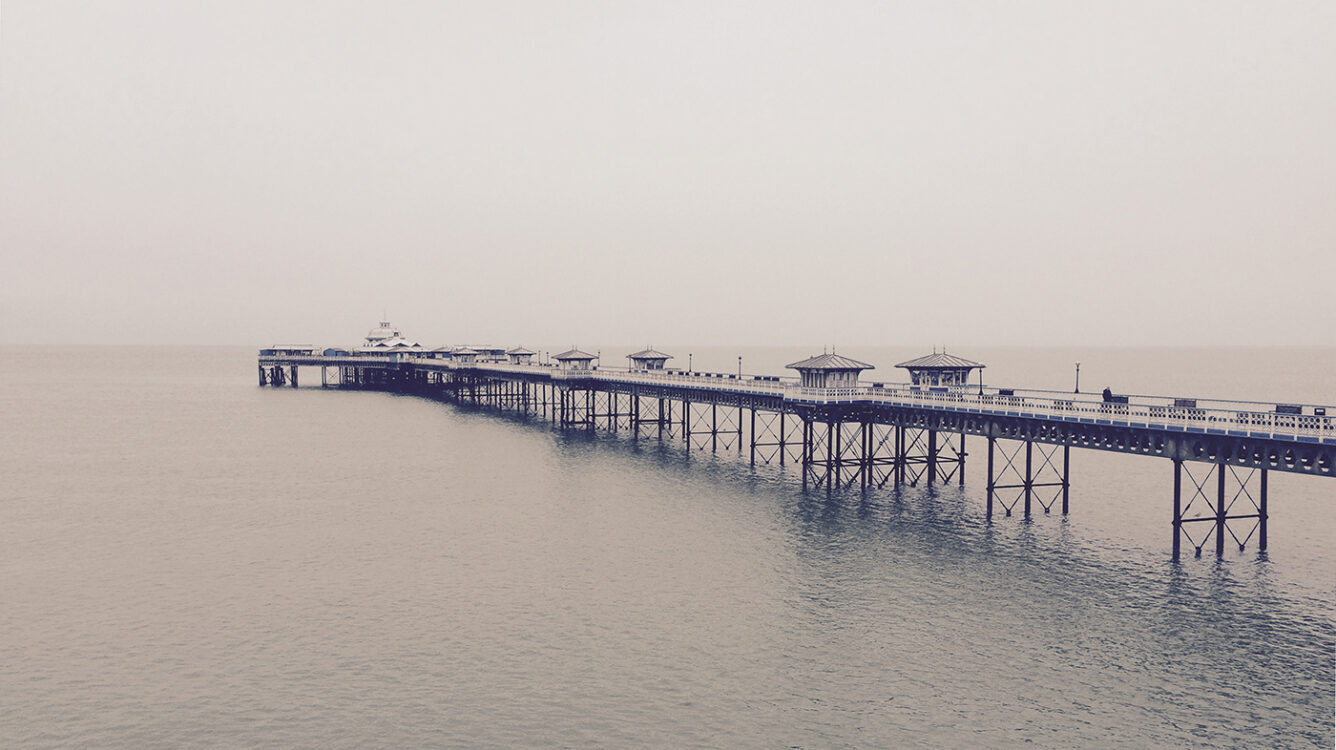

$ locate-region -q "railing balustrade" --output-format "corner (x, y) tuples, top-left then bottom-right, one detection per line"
(257, 353), (1334, 442)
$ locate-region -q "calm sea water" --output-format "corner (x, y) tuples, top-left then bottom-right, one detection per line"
(2, 346), (1333, 749)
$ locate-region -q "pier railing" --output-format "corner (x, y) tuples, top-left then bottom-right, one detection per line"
(259, 354), (398, 365)
(443, 361), (1333, 442)
(259, 354), (1335, 444)
(854, 386), (1334, 443)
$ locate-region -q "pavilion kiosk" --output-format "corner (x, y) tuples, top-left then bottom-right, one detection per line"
(895, 351), (985, 389)
(627, 348), (672, 371)
(451, 347), (479, 365)
(423, 346), (453, 361)
(553, 348), (597, 372)
(785, 352), (874, 388)
(506, 347), (537, 366)
(552, 349), (599, 428)
(783, 352), (879, 491)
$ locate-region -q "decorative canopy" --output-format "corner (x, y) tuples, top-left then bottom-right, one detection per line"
(506, 346), (537, 356)
(894, 352), (984, 370)
(365, 321), (401, 342)
(628, 348), (672, 361)
(785, 352), (874, 388)
(785, 353), (875, 372)
(895, 350), (984, 387)
(554, 348), (597, 361)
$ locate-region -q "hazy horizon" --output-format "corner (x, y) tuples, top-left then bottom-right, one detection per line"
(3, 1), (1333, 347)
(5, 342), (1335, 350)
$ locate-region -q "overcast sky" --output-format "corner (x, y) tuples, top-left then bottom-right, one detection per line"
(2, 1), (1332, 347)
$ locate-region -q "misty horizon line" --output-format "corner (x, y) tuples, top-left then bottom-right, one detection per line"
(6, 341), (1332, 350)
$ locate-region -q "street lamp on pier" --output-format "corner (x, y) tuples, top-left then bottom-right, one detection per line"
(1075, 362), (1081, 394)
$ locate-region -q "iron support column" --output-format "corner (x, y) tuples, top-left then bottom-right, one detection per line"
(894, 424), (904, 486)
(826, 420), (834, 491)
(1062, 445), (1070, 515)
(1024, 440), (1033, 519)
(684, 397), (691, 452)
(749, 408), (756, 466)
(927, 430), (937, 486)
(1259, 469), (1268, 551)
(801, 419), (810, 489)
(861, 422), (870, 491)
(986, 436), (995, 520)
(736, 397), (743, 452)
(959, 433), (966, 486)
(1172, 459), (1182, 561)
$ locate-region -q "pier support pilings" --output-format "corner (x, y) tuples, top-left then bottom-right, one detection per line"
(984, 436), (1070, 521)
(1171, 460), (1268, 560)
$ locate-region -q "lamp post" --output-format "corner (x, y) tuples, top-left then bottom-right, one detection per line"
(978, 367), (984, 396)
(689, 353), (693, 372)
(1075, 362), (1081, 394)
(738, 356), (742, 377)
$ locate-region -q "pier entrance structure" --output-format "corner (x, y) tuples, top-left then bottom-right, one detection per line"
(259, 345), (1335, 560)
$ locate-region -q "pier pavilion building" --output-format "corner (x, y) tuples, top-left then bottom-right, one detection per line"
(259, 345), (318, 357)
(896, 351), (984, 387)
(365, 320), (400, 343)
(628, 348), (673, 371)
(450, 347), (480, 365)
(471, 346), (507, 363)
(786, 353), (874, 388)
(507, 347), (537, 365)
(358, 320), (421, 353)
(423, 347), (453, 360)
(554, 348), (597, 372)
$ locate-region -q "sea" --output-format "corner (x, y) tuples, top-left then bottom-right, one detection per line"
(2, 345), (1333, 749)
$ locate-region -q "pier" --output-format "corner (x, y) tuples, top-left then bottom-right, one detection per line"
(259, 333), (1334, 561)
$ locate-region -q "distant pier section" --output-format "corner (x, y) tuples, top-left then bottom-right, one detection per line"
(260, 323), (1334, 560)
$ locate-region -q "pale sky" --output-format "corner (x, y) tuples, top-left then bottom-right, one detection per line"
(2, 1), (1333, 347)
